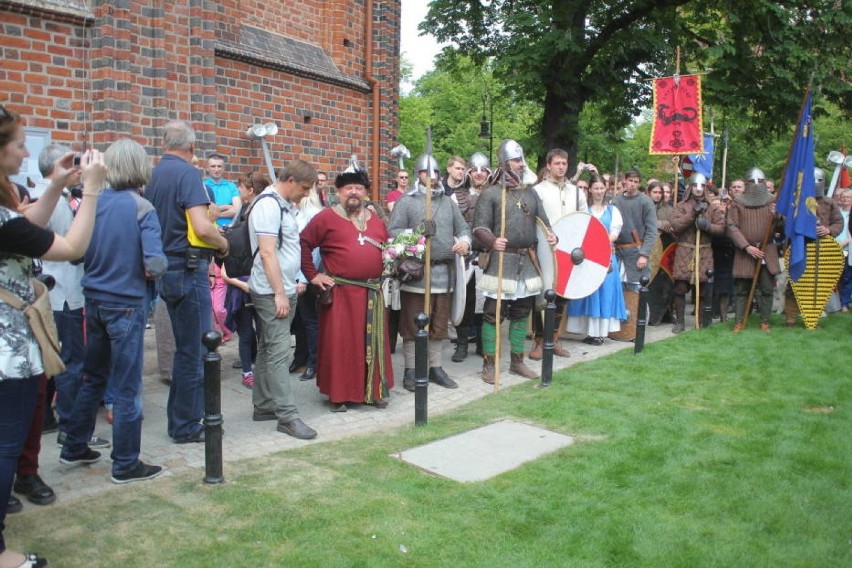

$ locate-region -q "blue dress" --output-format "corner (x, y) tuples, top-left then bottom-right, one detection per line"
(566, 205), (628, 337)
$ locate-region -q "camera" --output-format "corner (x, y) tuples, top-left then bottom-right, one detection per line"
(72, 153), (82, 167)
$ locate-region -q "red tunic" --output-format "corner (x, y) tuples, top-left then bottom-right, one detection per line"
(300, 208), (394, 404)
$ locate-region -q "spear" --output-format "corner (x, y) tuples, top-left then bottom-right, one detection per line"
(423, 127), (434, 316)
(493, 169), (507, 392)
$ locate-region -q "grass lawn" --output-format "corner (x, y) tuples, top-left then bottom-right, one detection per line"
(8, 314), (851, 567)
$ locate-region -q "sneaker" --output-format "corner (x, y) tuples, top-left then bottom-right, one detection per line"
(59, 448), (102, 465)
(57, 432), (111, 449)
(111, 461), (165, 484)
(241, 372), (254, 389)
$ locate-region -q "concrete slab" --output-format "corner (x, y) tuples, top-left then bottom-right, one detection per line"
(393, 419), (574, 482)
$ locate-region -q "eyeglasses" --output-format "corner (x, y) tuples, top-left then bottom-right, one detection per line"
(398, 176), (408, 180)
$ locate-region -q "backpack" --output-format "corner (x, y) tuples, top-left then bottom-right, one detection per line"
(223, 193), (284, 278)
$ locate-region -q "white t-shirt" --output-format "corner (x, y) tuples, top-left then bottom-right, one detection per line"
(248, 188), (302, 295)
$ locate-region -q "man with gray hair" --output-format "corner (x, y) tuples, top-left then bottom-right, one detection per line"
(144, 120), (229, 444)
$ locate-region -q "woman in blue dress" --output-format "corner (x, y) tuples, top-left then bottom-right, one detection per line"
(566, 174), (627, 345)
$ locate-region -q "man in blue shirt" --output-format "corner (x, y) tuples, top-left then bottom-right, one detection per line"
(204, 153), (240, 228)
(144, 121), (229, 444)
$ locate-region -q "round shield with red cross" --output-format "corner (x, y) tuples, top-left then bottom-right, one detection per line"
(551, 212), (612, 299)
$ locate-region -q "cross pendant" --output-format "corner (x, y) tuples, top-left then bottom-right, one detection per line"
(358, 233), (365, 246)
(517, 201), (522, 209)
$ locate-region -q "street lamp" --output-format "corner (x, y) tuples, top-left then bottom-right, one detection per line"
(826, 150), (852, 198)
(246, 122), (278, 182)
(479, 92), (493, 166)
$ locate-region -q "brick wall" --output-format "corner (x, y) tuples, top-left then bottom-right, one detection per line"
(0, 0), (401, 198)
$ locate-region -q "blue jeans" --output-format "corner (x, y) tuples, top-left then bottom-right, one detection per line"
(839, 264), (852, 309)
(251, 293), (298, 422)
(62, 299), (146, 475)
(0, 377), (40, 553)
(160, 264), (210, 440)
(53, 304), (85, 431)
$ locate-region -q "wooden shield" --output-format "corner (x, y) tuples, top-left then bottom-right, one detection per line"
(787, 236), (844, 329)
(450, 241), (468, 326)
(552, 213), (611, 299)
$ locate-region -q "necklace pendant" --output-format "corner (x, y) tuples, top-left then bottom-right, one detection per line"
(358, 233), (365, 246)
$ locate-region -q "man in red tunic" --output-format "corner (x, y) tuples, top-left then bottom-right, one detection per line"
(299, 169), (394, 412)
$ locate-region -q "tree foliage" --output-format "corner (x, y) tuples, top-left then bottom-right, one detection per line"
(421, 0), (852, 170)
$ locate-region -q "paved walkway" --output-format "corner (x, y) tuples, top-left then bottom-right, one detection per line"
(27, 319), (680, 506)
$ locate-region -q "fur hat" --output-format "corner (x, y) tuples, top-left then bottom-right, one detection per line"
(335, 168), (370, 189)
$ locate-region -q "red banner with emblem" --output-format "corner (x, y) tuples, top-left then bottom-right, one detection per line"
(649, 75), (704, 155)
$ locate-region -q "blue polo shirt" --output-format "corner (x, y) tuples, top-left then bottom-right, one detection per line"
(204, 177), (240, 227)
(144, 154), (210, 258)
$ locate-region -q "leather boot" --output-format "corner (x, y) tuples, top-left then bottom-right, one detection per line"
(672, 295), (686, 334)
(552, 331), (571, 358)
(783, 295), (798, 327)
(528, 337), (544, 360)
(429, 367), (458, 389)
(402, 368), (415, 392)
(451, 327), (469, 362)
(509, 352), (538, 379)
(482, 355), (495, 384)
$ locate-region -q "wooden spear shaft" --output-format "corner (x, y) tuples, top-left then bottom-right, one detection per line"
(493, 178), (507, 392)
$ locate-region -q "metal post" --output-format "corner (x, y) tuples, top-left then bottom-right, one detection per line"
(634, 276), (650, 354)
(539, 289), (557, 388)
(414, 312), (430, 426)
(702, 269), (715, 328)
(259, 137), (276, 182)
(202, 331), (224, 484)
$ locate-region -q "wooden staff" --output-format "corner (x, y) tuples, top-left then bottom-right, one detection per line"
(693, 224), (701, 329)
(493, 173), (507, 392)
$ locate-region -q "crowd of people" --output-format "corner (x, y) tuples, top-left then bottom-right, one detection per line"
(1, 107), (849, 566)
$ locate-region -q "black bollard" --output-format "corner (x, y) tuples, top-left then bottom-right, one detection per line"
(414, 312), (430, 426)
(702, 269), (715, 328)
(202, 331), (224, 484)
(634, 276), (650, 354)
(539, 289), (557, 388)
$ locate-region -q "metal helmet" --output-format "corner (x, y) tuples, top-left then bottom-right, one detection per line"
(744, 167), (766, 183)
(814, 167), (826, 198)
(469, 152), (491, 173)
(689, 173), (707, 188)
(497, 139), (524, 164)
(414, 153), (440, 175)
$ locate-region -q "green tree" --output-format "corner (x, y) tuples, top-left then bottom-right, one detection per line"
(422, 0), (851, 170)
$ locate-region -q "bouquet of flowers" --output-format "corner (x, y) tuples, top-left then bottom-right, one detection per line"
(383, 229), (426, 282)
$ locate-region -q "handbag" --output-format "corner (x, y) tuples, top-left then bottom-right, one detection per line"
(396, 257), (425, 283)
(0, 279), (66, 377)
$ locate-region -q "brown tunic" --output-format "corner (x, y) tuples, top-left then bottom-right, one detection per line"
(726, 200), (781, 278)
(668, 198), (726, 283)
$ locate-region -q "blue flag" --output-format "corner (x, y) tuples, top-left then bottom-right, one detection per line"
(776, 89), (817, 282)
(687, 133), (716, 179)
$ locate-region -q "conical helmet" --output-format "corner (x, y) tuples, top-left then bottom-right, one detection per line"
(469, 152), (490, 173)
(414, 153), (440, 175)
(814, 167), (826, 198)
(497, 139), (524, 163)
(744, 167), (766, 183)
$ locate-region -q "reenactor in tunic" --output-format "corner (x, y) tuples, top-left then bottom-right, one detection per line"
(668, 173), (726, 333)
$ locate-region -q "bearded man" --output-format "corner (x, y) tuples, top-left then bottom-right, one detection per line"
(472, 140), (556, 384)
(388, 154), (472, 391)
(300, 169), (393, 412)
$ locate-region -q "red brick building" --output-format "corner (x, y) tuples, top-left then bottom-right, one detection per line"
(0, 0), (401, 201)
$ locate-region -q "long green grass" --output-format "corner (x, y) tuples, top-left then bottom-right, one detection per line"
(8, 314), (851, 567)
